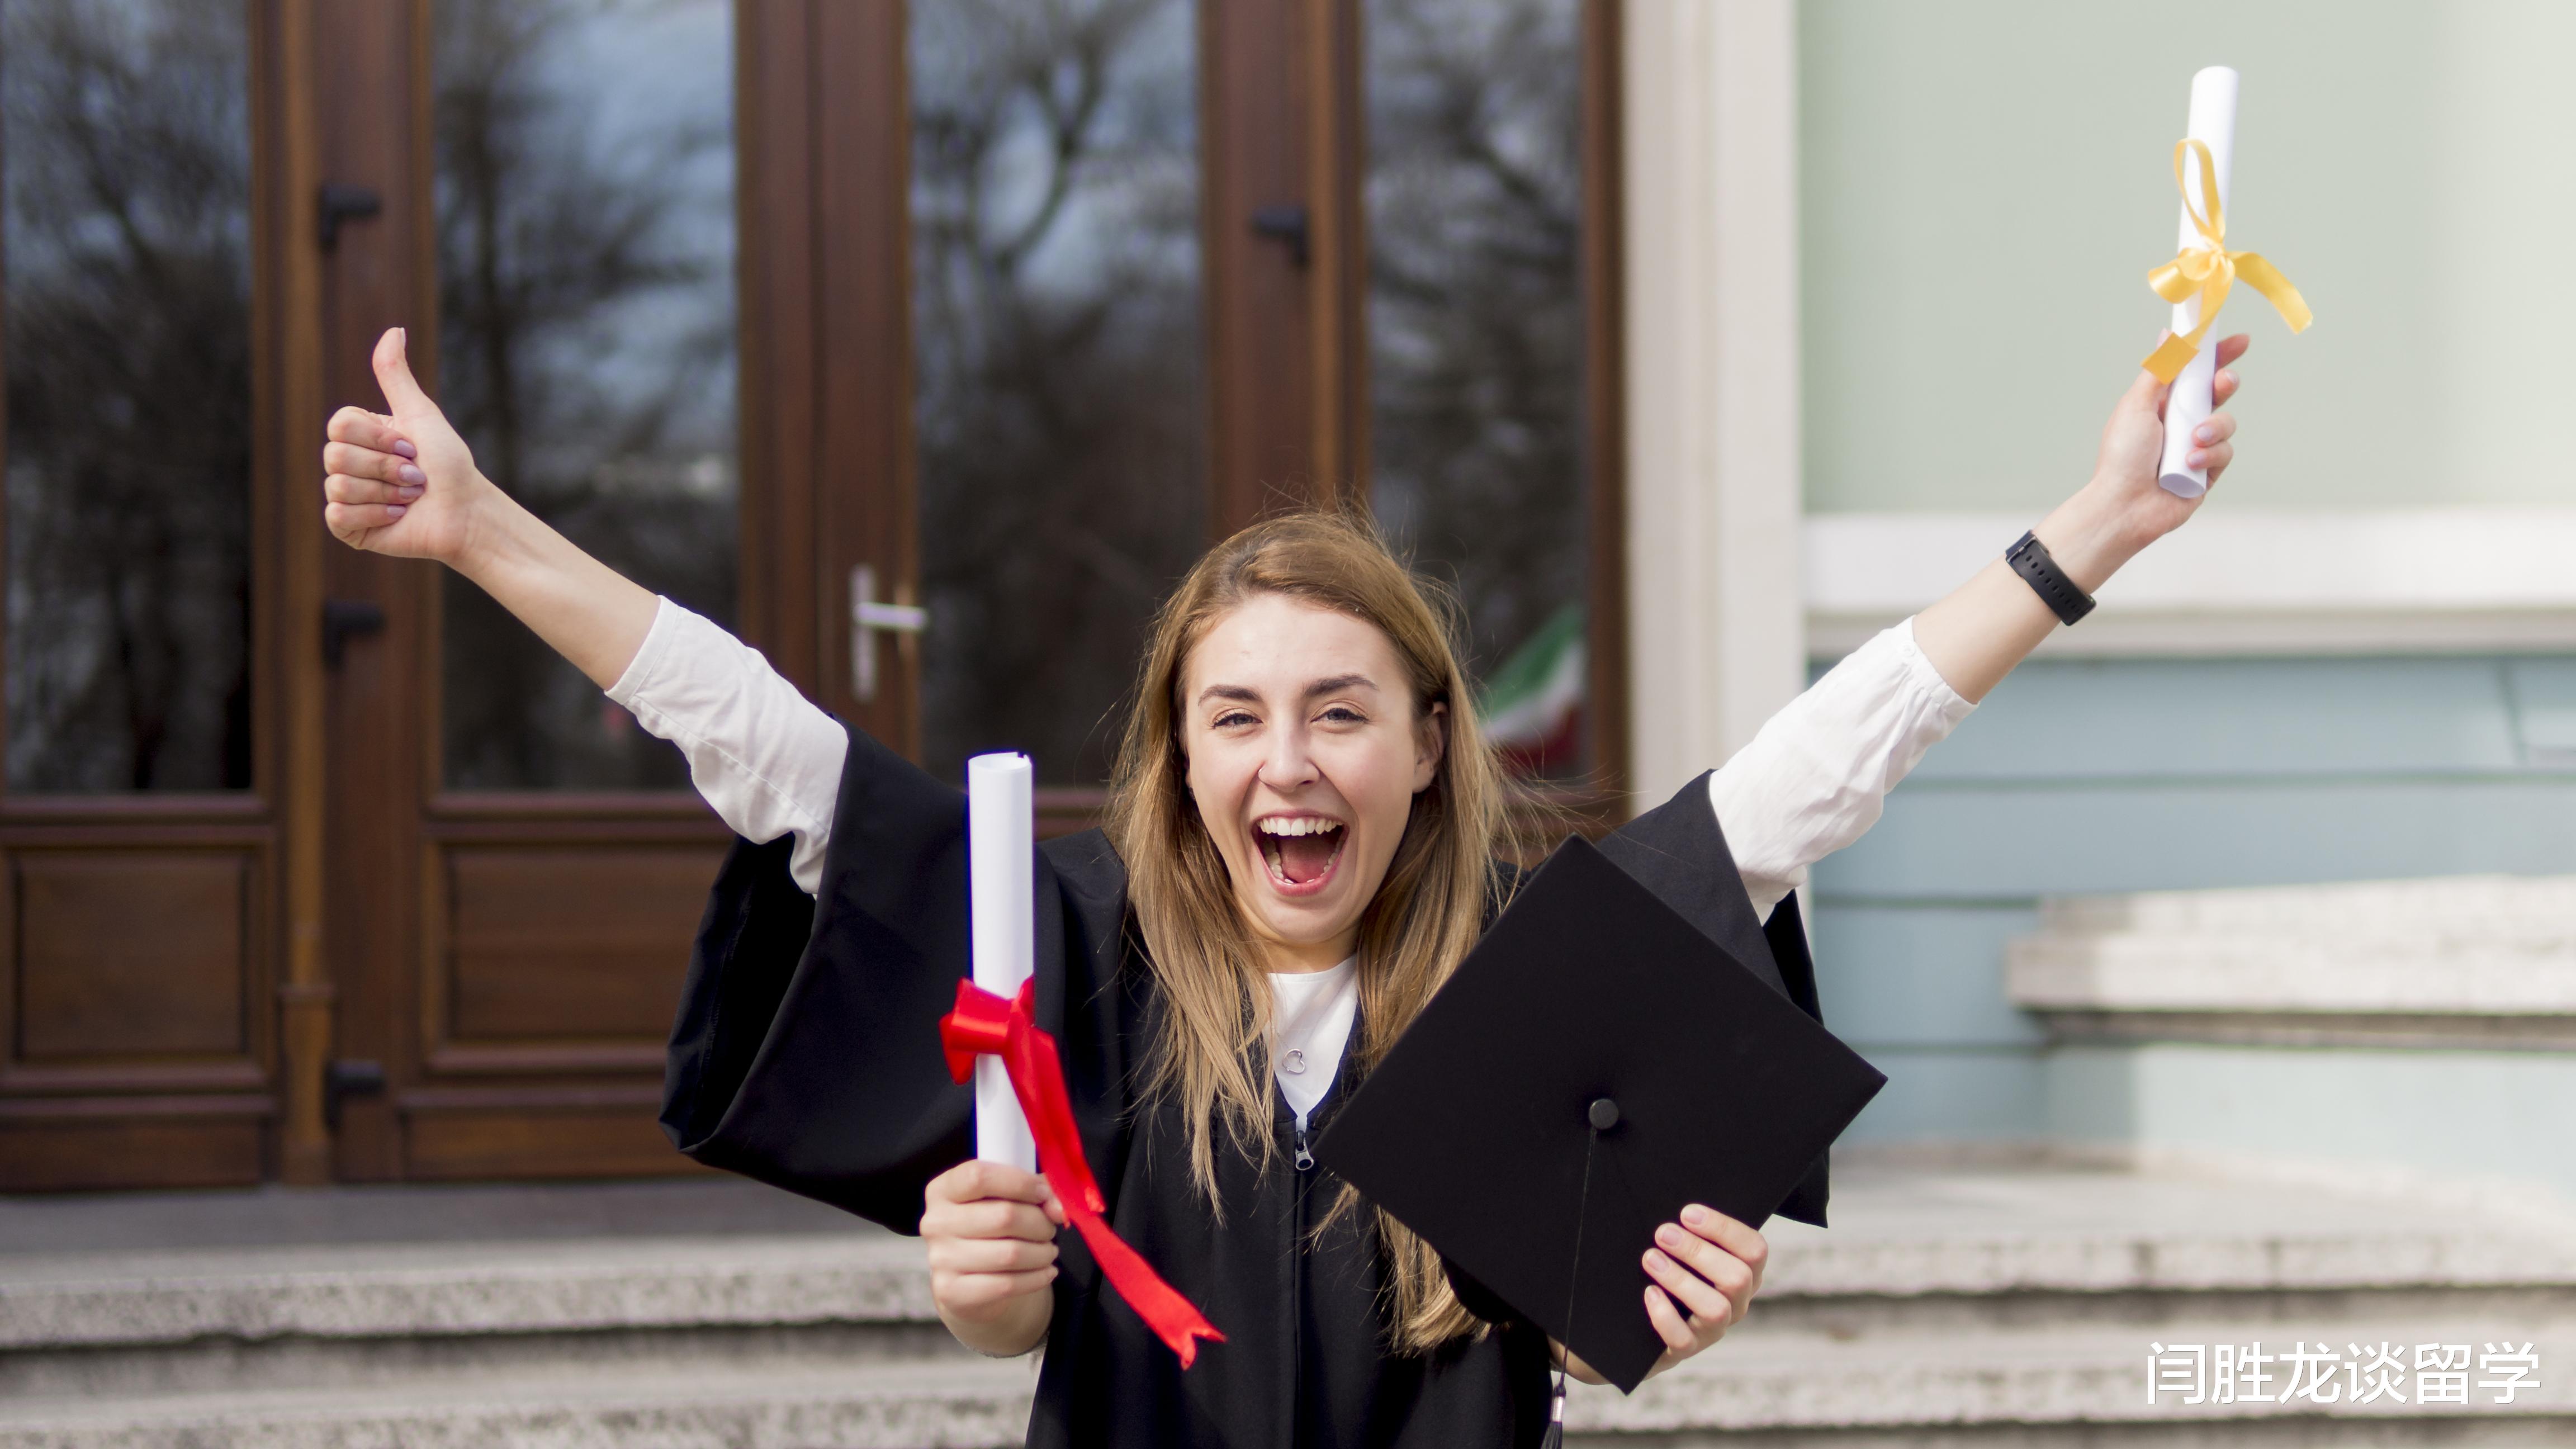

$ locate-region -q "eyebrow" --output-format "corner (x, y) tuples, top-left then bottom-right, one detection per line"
(1195, 674), (1381, 707)
(1304, 674), (1377, 698)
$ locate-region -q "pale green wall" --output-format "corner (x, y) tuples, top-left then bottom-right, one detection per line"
(2047, 1044), (2576, 1204)
(1800, 0), (2576, 513)
(1809, 650), (2576, 1204)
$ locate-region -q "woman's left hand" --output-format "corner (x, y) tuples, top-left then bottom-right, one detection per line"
(2054, 332), (2252, 586)
(1914, 333), (2253, 704)
(1639, 1204), (1767, 1374)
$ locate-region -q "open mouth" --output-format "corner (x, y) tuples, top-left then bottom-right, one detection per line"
(1254, 814), (1347, 894)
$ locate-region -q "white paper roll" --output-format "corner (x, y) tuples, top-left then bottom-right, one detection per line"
(2157, 66), (2239, 499)
(967, 752), (1036, 1171)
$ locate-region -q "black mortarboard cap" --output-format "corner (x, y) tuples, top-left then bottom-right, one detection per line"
(1313, 834), (1887, 1395)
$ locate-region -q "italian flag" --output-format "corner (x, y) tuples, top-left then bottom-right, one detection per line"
(1478, 603), (1585, 775)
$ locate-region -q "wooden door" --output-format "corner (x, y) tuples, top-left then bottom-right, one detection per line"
(884, 0), (1627, 832)
(0, 0), (299, 1190)
(312, 0), (901, 1182)
(860, 0), (1365, 828)
(0, 0), (1623, 1192)
(307, 0), (1628, 1185)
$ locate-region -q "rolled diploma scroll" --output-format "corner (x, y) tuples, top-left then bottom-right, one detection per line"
(967, 752), (1037, 1171)
(2158, 65), (2239, 499)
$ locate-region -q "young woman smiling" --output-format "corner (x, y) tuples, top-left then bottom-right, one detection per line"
(322, 326), (2250, 1447)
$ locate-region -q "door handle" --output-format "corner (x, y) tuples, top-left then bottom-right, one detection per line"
(849, 564), (926, 703)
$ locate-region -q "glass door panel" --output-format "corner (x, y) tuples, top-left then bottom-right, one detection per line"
(910, 0), (1204, 788)
(0, 0), (273, 1194)
(1363, 0), (1592, 779)
(2, 0), (254, 792)
(432, 0), (738, 789)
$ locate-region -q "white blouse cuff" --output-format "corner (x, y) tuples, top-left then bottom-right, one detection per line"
(1891, 614), (1977, 727)
(1704, 613), (1977, 921)
(606, 595), (683, 709)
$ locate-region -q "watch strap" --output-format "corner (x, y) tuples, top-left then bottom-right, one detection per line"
(2005, 531), (2096, 626)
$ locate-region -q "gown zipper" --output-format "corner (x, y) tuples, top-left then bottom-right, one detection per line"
(1285, 1107), (1308, 1448)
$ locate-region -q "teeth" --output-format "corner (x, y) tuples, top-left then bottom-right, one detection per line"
(1256, 817), (1344, 837)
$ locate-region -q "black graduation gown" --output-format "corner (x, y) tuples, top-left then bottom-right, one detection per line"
(660, 722), (1837, 1448)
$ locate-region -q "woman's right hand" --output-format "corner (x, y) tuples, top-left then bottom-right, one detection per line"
(921, 1159), (1066, 1357)
(322, 326), (499, 567)
(319, 325), (656, 687)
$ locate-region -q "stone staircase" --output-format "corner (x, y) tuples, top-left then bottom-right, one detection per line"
(3, 1163), (2572, 1447)
(1571, 1155), (2576, 1446)
(2007, 873), (2576, 1050)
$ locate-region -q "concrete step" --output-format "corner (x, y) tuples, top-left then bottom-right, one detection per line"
(1763, 1158), (2576, 1300)
(20, 1161), (2571, 1345)
(7, 1316), (2569, 1448)
(2020, 873), (2576, 941)
(2007, 873), (2576, 1016)
(1573, 1317), (2576, 1445)
(2, 1185), (960, 1400)
(2, 1233), (931, 1350)
(0, 1356), (1040, 1449)
(1571, 1162), (2576, 1445)
(0, 1322), (975, 1403)
(4, 1164), (2570, 1446)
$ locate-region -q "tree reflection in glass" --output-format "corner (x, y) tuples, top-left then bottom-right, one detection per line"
(1365, 0), (1589, 778)
(1, 0), (253, 792)
(912, 0), (1205, 789)
(433, 0), (737, 790)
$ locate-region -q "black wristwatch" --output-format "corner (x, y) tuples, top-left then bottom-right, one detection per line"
(2005, 531), (2096, 626)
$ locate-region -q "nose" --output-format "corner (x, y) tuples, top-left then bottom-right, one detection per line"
(1257, 720), (1318, 793)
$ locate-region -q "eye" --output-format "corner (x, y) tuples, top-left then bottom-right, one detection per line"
(1318, 705), (1367, 725)
(1211, 710), (1257, 730)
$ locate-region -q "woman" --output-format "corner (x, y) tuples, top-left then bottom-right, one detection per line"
(321, 325), (2247, 1446)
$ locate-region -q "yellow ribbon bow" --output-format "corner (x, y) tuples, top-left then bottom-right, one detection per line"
(2141, 138), (2313, 382)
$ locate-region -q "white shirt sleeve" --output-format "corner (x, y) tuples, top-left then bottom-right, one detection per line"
(605, 597), (848, 897)
(1707, 616), (1976, 921)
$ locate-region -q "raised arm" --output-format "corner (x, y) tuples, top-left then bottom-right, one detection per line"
(1912, 335), (2250, 700)
(1711, 337), (2251, 913)
(321, 327), (657, 687)
(323, 327), (845, 890)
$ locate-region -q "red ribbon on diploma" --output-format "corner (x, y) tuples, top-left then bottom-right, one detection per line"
(939, 978), (1225, 1367)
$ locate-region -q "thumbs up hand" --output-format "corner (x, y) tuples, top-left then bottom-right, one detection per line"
(321, 327), (496, 565)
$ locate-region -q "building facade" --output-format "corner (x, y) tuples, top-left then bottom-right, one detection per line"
(0, 0), (1632, 1191)
(7, 0), (2570, 1206)
(1790, 0), (2576, 1204)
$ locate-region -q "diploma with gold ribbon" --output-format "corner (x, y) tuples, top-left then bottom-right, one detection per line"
(2142, 67), (2312, 498)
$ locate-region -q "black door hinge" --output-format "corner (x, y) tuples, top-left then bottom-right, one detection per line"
(323, 1059), (387, 1130)
(321, 599), (387, 671)
(1251, 204), (1310, 268)
(318, 183), (383, 253)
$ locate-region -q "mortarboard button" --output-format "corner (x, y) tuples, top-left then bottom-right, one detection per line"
(1587, 1097), (1620, 1131)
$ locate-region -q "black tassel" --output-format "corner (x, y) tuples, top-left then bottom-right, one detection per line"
(1540, 1121), (1599, 1449)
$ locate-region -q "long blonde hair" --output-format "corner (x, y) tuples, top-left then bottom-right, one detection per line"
(1104, 509), (1511, 1353)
